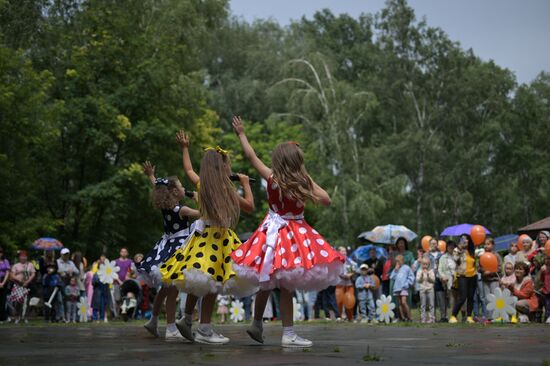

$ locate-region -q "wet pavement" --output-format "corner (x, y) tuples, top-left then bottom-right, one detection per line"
(1, 322), (549, 365)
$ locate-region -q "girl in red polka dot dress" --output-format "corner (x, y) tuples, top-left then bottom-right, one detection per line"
(230, 116), (345, 348)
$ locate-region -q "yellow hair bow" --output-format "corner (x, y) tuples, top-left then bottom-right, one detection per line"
(204, 145), (229, 156)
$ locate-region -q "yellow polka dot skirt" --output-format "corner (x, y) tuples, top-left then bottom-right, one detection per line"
(160, 226), (256, 297)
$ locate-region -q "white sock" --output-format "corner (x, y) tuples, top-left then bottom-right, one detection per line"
(253, 319), (263, 329)
(283, 326), (295, 338)
(184, 313), (193, 326)
(166, 323), (177, 333)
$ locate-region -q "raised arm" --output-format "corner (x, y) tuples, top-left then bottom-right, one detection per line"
(236, 173), (255, 213)
(179, 206), (200, 219)
(142, 161), (156, 186)
(176, 130), (200, 185)
(310, 178), (332, 206)
(232, 116), (272, 180)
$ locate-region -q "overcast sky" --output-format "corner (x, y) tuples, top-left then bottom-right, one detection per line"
(229, 0), (550, 84)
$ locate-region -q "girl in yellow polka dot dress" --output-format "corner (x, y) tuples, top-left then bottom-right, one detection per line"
(160, 130), (256, 345)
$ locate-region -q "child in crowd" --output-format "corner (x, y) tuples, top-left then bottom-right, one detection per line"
(140, 161), (199, 341)
(217, 294), (230, 323)
(355, 264), (376, 323)
(539, 255), (550, 323)
(504, 242), (524, 265)
(390, 254), (415, 321)
(64, 276), (80, 323)
(161, 130), (255, 345)
(416, 256), (435, 323)
(500, 261), (516, 290)
(230, 116), (344, 348)
(42, 263), (62, 322)
(480, 238), (502, 321)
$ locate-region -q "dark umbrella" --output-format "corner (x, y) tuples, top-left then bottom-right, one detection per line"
(351, 245), (388, 262)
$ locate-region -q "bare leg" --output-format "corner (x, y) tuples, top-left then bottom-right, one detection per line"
(280, 288), (294, 327)
(184, 294), (199, 316)
(165, 286), (178, 324)
(153, 287), (169, 317)
(253, 290), (271, 321)
(199, 293), (217, 324)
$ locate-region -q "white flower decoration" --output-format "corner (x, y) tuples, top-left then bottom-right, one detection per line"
(486, 288), (517, 322)
(78, 297), (88, 323)
(376, 294), (396, 324)
(293, 297), (304, 321)
(97, 260), (120, 284)
(229, 300), (245, 323)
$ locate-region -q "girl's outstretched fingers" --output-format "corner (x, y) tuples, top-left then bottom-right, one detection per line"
(232, 116), (244, 135)
(176, 130), (189, 148)
(142, 161), (155, 176)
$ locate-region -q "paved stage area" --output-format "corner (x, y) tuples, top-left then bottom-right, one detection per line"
(1, 322), (549, 365)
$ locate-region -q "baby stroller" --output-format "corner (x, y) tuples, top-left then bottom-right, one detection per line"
(120, 279), (143, 321)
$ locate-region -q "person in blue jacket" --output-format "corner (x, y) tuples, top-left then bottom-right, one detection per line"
(390, 254), (415, 321)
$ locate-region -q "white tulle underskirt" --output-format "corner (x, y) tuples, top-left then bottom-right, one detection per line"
(232, 261), (343, 292)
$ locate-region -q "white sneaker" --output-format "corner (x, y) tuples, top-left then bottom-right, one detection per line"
(194, 328), (230, 345)
(144, 319), (159, 338)
(165, 328), (184, 342)
(518, 314), (529, 323)
(14, 319), (20, 325)
(360, 318), (368, 324)
(246, 323), (264, 344)
(175, 318), (195, 342)
(546, 317), (550, 324)
(281, 334), (313, 348)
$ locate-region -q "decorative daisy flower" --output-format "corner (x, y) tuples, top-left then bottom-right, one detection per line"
(229, 299), (245, 323)
(486, 288), (517, 322)
(78, 297), (88, 323)
(97, 260), (120, 284)
(376, 294), (396, 324)
(293, 297), (304, 321)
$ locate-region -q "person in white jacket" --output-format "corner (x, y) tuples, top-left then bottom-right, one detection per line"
(438, 241), (457, 321)
(416, 256), (435, 323)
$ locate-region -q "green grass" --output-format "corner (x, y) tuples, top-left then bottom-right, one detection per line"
(362, 346), (381, 362)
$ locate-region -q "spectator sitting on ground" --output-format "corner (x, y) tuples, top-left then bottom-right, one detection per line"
(508, 262), (538, 323)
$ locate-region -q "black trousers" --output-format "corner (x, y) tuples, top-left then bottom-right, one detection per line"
(0, 285), (8, 321)
(452, 276), (476, 317)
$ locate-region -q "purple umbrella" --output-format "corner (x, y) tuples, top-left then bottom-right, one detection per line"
(440, 224), (491, 237)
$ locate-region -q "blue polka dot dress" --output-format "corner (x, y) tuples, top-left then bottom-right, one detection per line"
(138, 205), (193, 286)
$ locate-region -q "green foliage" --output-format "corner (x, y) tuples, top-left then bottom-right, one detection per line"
(0, 0), (548, 261)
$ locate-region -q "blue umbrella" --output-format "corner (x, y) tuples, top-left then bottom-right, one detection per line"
(494, 234), (518, 252)
(351, 245), (388, 262)
(358, 225), (417, 245)
(440, 224), (491, 237)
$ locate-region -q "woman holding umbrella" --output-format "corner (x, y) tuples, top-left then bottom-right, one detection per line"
(395, 237), (415, 266)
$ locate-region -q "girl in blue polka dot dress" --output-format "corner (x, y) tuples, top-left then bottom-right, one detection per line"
(160, 130), (256, 345)
(139, 161), (200, 341)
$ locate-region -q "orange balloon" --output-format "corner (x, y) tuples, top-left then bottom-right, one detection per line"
(438, 240), (447, 253)
(545, 241), (550, 257)
(421, 236), (432, 252)
(480, 252), (498, 272)
(470, 225), (486, 246)
(370, 275), (381, 291)
(517, 234), (530, 251)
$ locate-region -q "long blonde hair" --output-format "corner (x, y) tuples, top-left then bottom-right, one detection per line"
(271, 142), (316, 202)
(152, 176), (181, 210)
(198, 150), (240, 228)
